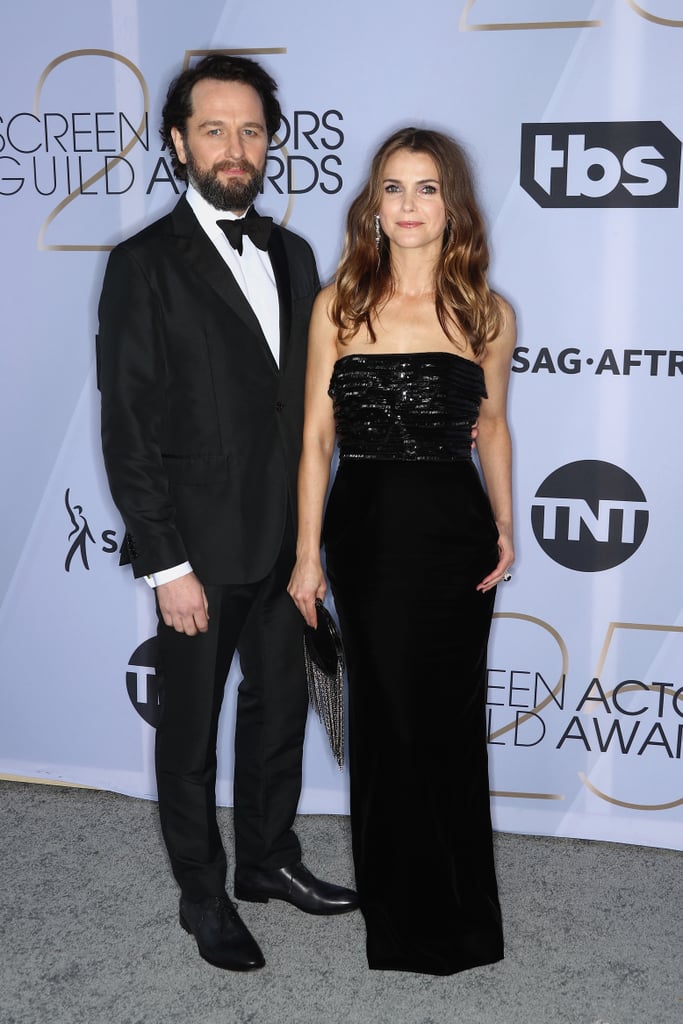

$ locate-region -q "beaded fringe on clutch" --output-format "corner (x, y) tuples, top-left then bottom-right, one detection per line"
(303, 600), (345, 769)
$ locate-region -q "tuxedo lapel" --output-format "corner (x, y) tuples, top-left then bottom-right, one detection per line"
(268, 226), (293, 370)
(169, 196), (270, 352)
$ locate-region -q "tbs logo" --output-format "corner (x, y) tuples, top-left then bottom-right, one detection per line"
(520, 122), (681, 208)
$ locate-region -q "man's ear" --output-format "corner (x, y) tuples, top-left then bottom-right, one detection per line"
(170, 127), (187, 165)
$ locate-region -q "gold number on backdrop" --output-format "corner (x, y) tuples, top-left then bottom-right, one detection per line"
(459, 1), (683, 31)
(35, 50), (149, 252)
(459, 0), (601, 32)
(625, 0), (683, 26)
(579, 622), (683, 811)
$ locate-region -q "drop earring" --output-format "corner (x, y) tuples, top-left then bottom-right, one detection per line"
(374, 214), (381, 251)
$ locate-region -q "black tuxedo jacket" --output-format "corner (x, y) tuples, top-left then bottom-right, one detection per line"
(97, 194), (320, 584)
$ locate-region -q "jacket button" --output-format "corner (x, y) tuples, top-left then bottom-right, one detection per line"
(275, 401), (284, 412)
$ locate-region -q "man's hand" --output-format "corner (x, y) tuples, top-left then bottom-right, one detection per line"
(156, 572), (209, 635)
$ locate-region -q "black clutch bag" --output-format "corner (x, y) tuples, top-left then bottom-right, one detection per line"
(303, 600), (345, 769)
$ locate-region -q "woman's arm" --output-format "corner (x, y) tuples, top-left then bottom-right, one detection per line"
(287, 285), (339, 626)
(475, 297), (517, 593)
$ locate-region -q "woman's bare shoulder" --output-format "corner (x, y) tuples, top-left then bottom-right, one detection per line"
(313, 281), (337, 315)
(310, 283), (339, 344)
(493, 292), (516, 328)
(480, 293), (517, 368)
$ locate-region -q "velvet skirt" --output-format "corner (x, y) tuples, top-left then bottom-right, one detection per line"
(324, 459), (504, 975)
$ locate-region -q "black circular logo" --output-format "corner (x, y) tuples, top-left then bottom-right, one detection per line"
(126, 637), (162, 727)
(531, 460), (648, 571)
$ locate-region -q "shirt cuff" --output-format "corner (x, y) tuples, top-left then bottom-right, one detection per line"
(144, 562), (193, 588)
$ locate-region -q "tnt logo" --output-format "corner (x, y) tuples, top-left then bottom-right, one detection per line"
(126, 638), (162, 727)
(531, 461), (648, 571)
(520, 122), (681, 208)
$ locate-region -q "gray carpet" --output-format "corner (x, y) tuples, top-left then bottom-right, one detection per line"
(1, 780), (680, 1024)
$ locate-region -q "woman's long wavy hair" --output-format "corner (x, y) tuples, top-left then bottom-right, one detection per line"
(332, 127), (501, 357)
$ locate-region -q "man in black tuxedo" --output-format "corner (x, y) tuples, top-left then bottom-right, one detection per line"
(97, 55), (356, 972)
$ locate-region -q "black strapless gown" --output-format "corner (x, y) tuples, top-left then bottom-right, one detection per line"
(324, 352), (503, 975)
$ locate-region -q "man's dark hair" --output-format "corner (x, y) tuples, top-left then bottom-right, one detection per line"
(161, 54), (282, 182)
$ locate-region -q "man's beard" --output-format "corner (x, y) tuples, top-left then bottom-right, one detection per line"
(185, 145), (264, 212)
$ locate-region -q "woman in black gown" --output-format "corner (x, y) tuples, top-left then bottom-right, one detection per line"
(288, 128), (516, 975)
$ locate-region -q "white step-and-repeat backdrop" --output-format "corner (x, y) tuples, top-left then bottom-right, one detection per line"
(2, 1), (681, 851)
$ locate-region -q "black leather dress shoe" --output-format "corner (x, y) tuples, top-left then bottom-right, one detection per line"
(179, 893), (265, 971)
(234, 861), (359, 915)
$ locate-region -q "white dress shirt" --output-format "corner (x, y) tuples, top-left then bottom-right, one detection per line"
(186, 183), (280, 364)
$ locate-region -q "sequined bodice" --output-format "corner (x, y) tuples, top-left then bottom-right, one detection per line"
(329, 352), (486, 462)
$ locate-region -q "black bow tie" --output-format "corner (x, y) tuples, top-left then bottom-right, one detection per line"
(217, 214), (273, 255)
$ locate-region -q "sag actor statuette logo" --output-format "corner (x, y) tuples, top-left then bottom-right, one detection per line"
(64, 488), (119, 572)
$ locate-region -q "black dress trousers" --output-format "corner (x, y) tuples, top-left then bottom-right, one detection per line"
(154, 516), (308, 902)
